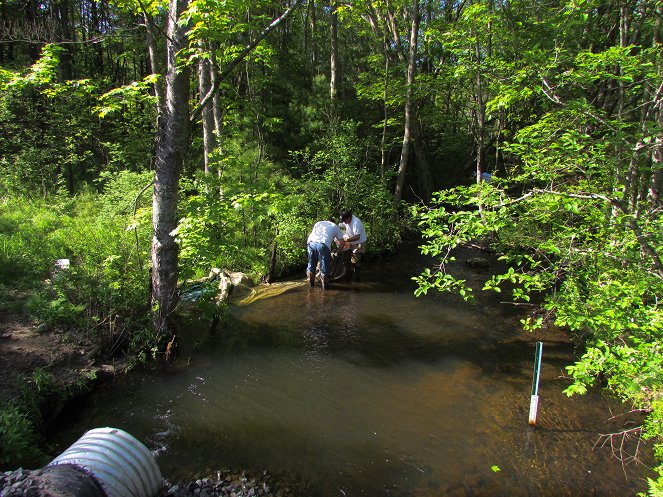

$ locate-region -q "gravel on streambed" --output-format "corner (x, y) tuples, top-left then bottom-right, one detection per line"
(1, 467), (308, 497)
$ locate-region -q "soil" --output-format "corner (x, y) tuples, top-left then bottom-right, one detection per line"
(0, 309), (100, 404)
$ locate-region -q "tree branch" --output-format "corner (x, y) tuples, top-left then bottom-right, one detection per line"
(190, 0), (304, 123)
(532, 188), (663, 278)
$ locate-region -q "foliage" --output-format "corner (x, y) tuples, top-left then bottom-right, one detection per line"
(3, 0), (660, 489)
(413, 15), (663, 490)
(0, 171), (154, 356)
(176, 126), (401, 286)
(0, 402), (46, 469)
(0, 366), (99, 470)
(0, 46), (154, 198)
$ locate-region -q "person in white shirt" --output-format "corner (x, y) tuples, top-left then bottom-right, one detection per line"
(339, 208), (367, 279)
(307, 217), (345, 289)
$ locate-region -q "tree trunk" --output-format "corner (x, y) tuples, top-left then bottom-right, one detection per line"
(56, 0), (73, 81)
(145, 12), (165, 113)
(311, 0), (318, 69)
(380, 39), (389, 176)
(209, 45), (224, 140)
(413, 122), (432, 202)
(330, 0), (339, 101)
(649, 1), (662, 207)
(393, 0), (419, 207)
(151, 0), (190, 340)
(198, 43), (215, 174)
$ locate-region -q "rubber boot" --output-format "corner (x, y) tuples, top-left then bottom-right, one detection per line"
(307, 271), (315, 287)
(321, 275), (330, 290)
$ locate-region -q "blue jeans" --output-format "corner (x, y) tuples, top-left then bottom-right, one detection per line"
(307, 242), (332, 278)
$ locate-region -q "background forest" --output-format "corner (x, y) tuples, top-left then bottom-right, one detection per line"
(0, 0), (662, 494)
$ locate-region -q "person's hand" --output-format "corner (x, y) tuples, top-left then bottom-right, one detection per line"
(343, 234), (349, 241)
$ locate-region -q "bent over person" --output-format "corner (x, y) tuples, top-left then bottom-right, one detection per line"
(339, 208), (367, 280)
(307, 218), (345, 290)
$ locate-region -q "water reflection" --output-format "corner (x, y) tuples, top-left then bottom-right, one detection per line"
(52, 247), (652, 496)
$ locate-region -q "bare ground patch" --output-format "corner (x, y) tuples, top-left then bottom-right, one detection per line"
(0, 311), (93, 403)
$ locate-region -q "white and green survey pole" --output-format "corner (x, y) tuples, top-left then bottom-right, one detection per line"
(528, 341), (543, 426)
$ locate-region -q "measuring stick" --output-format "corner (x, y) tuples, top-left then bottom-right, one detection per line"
(528, 341), (543, 426)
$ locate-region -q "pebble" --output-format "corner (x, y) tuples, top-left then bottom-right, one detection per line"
(0, 468), (300, 497)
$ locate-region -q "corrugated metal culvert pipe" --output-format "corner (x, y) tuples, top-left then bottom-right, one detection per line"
(47, 427), (163, 497)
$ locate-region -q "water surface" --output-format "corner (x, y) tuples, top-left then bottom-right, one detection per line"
(53, 246), (651, 496)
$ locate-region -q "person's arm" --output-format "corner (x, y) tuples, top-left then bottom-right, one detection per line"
(343, 220), (361, 242)
(335, 227), (348, 248)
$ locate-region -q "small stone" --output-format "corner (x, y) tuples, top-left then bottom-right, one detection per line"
(4, 487), (23, 497)
(24, 486), (41, 497)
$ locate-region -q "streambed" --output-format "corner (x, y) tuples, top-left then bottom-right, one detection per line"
(52, 245), (651, 496)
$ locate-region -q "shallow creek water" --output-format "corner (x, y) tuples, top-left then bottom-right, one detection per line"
(53, 245), (651, 496)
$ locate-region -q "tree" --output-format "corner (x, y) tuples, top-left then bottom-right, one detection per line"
(392, 0), (420, 207)
(150, 0), (304, 338)
(150, 0), (191, 339)
(412, 0), (663, 489)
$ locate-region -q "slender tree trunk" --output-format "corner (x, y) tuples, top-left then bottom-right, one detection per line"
(145, 12), (165, 113)
(209, 45), (224, 140)
(649, 1), (662, 207)
(151, 0), (190, 340)
(330, 0), (339, 101)
(198, 43), (215, 174)
(311, 0), (318, 69)
(380, 36), (389, 176)
(413, 122), (432, 201)
(393, 0), (419, 207)
(56, 0), (73, 81)
(474, 32), (485, 184)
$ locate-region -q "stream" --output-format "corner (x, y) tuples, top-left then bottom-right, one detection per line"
(52, 244), (651, 496)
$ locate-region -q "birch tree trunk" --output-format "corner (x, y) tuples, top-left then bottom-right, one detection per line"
(151, 0), (190, 339)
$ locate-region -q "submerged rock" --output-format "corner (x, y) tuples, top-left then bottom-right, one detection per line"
(465, 257), (490, 270)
